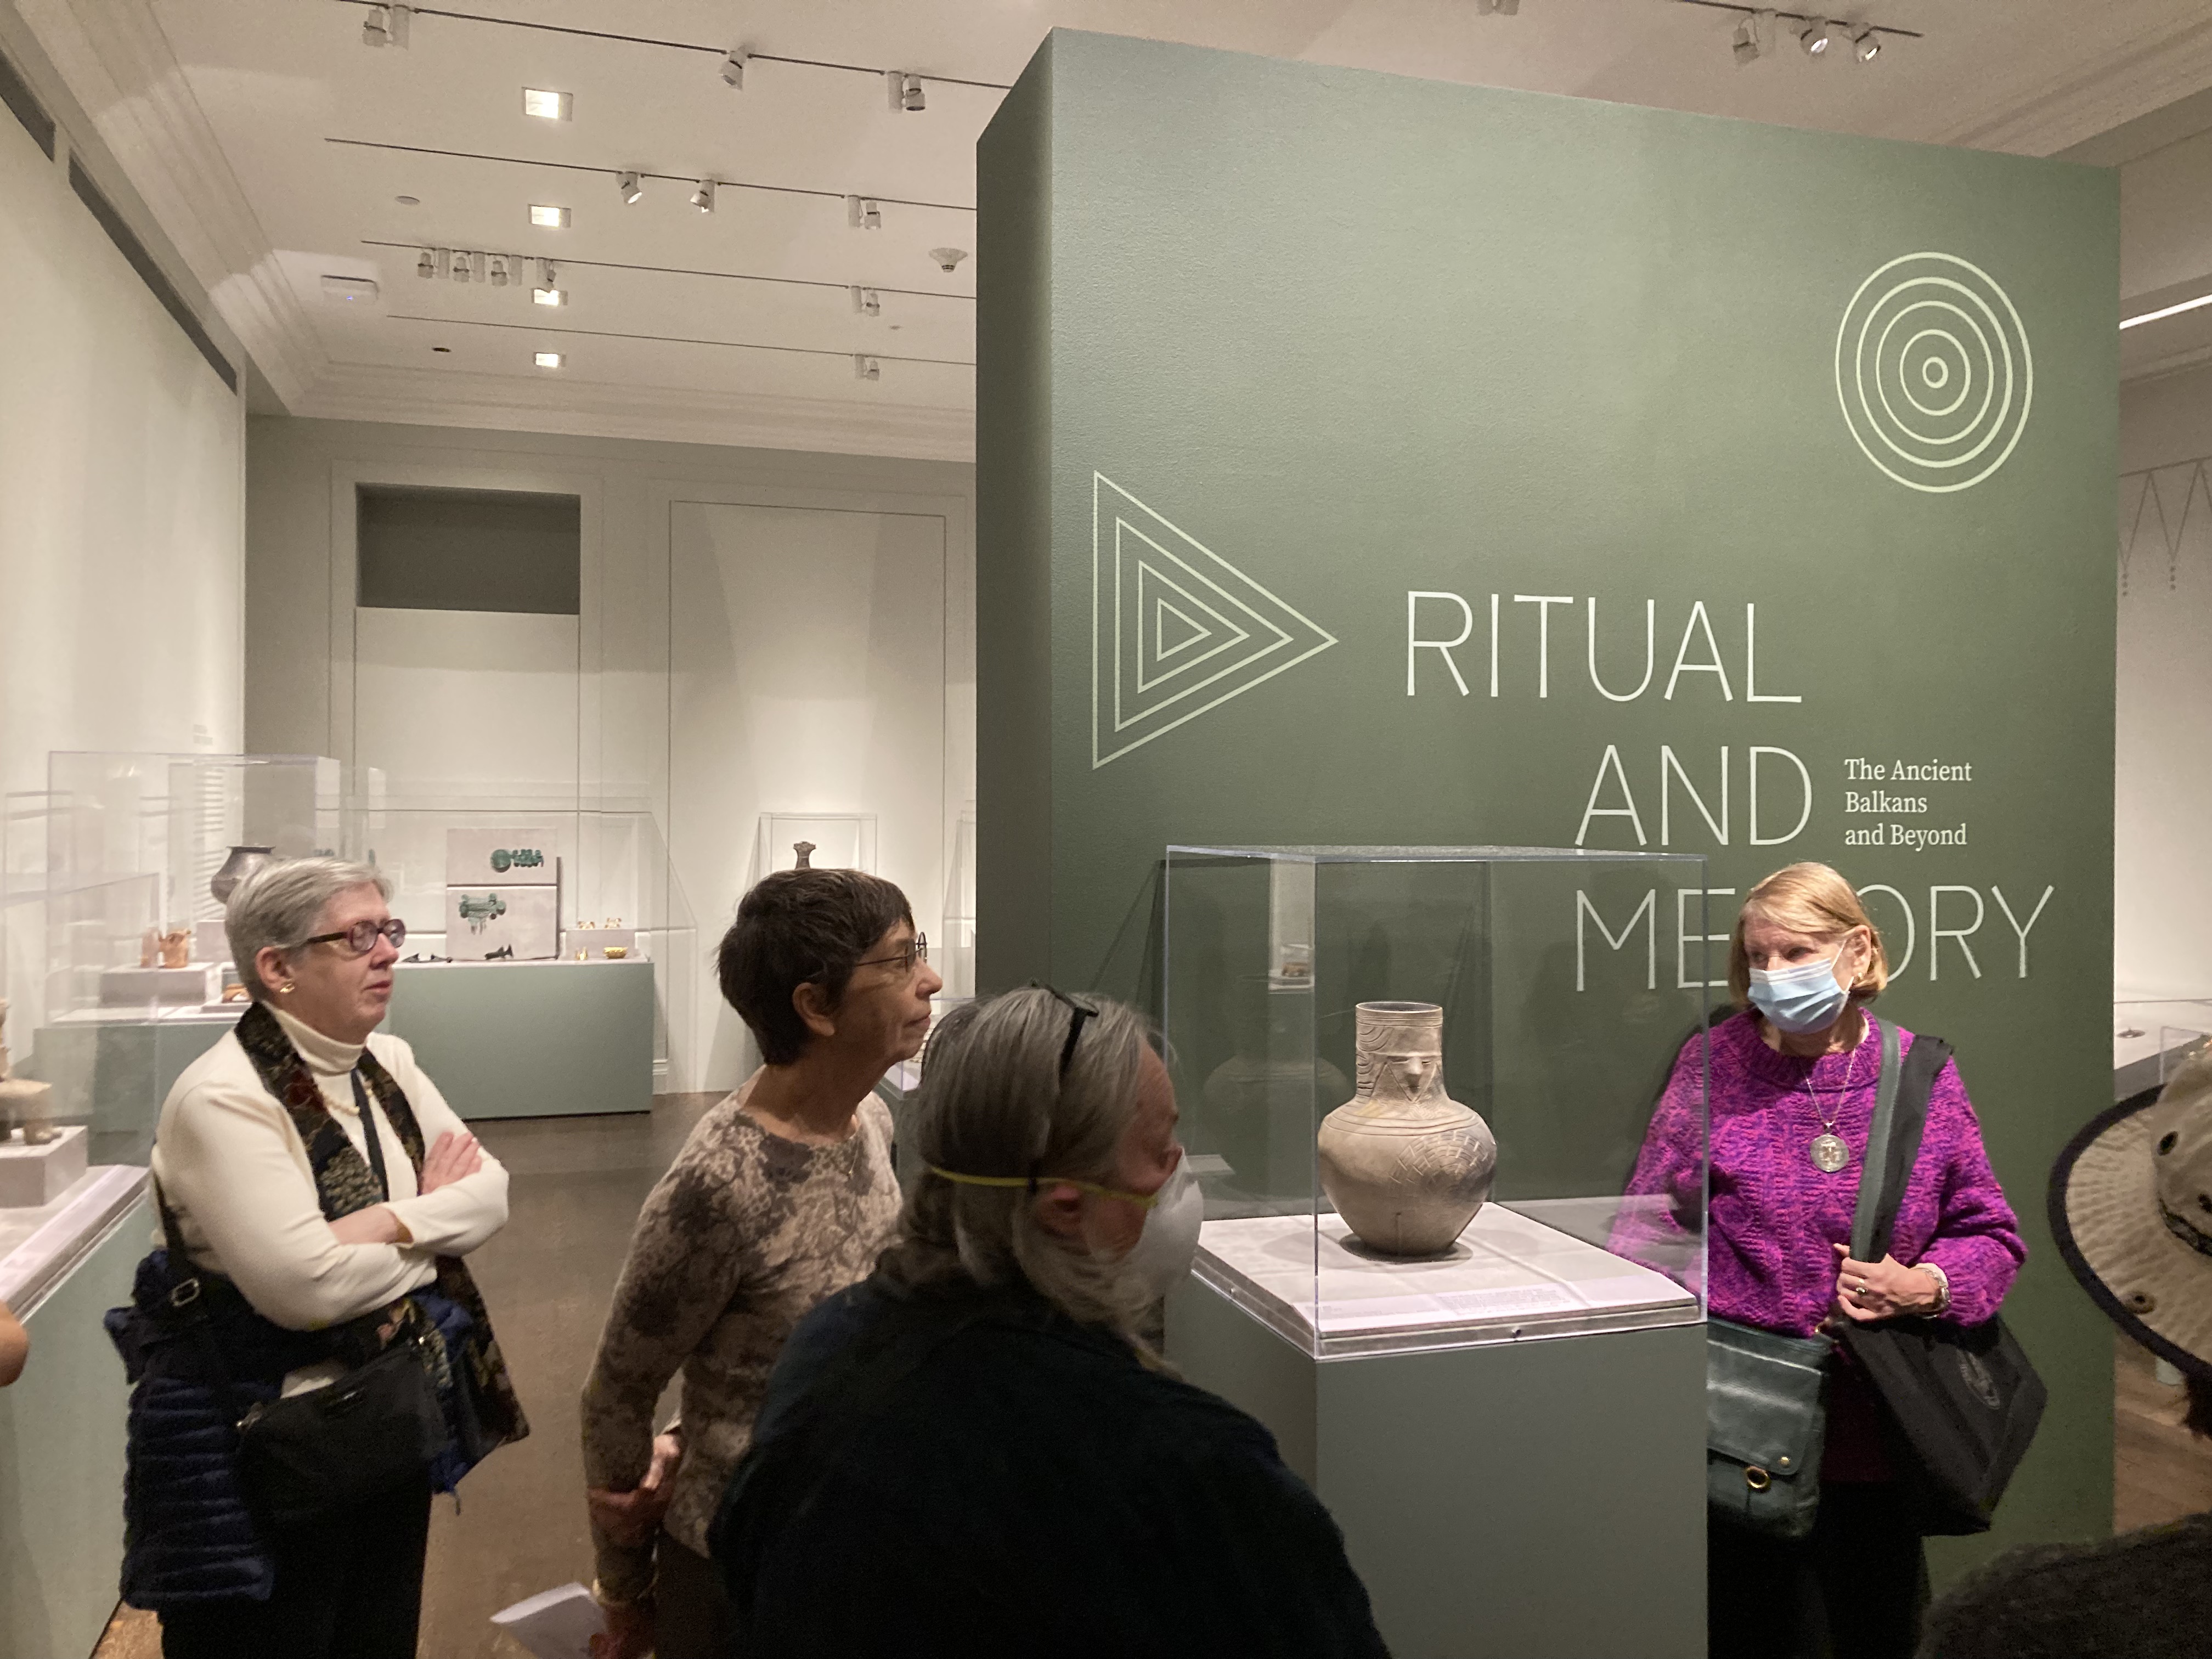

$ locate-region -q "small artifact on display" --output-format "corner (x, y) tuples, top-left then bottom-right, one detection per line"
(221, 981), (250, 1003)
(210, 844), (274, 906)
(793, 840), (816, 870)
(0, 1003), (56, 1148)
(158, 927), (192, 970)
(1316, 1001), (1497, 1256)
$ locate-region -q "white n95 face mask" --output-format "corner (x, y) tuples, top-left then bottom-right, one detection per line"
(1121, 1154), (1203, 1305)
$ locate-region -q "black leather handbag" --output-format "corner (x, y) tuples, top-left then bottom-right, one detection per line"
(1837, 1033), (2046, 1536)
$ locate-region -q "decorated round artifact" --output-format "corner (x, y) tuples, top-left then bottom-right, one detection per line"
(1317, 1001), (1496, 1256)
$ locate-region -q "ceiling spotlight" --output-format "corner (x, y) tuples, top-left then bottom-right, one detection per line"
(416, 249), (435, 278)
(854, 354), (881, 381)
(529, 204), (569, 229)
(848, 195), (882, 230)
(720, 48), (748, 90)
(534, 352), (563, 369)
(523, 88), (572, 121)
(929, 246), (968, 274)
(363, 4), (409, 47)
(617, 171), (642, 205)
(540, 261), (558, 287)
(450, 250), (472, 283)
(690, 178), (716, 214)
(1852, 26), (1881, 62)
(889, 71), (925, 112)
(488, 255), (510, 288)
(1731, 18), (1761, 64)
(850, 286), (882, 317)
(1800, 18), (1835, 56)
(533, 286), (565, 307)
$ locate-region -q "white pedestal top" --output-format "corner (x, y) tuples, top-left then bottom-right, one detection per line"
(1194, 1204), (1697, 1358)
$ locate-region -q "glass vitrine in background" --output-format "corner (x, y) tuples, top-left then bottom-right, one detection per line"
(1163, 844), (1712, 1359)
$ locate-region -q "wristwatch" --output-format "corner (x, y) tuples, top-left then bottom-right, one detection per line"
(1911, 1260), (1951, 1314)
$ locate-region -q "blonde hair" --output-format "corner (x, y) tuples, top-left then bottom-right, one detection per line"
(1728, 862), (1889, 1009)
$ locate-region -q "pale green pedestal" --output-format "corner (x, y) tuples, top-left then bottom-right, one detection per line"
(0, 1197), (146, 1659)
(385, 959), (654, 1120)
(1167, 1275), (1707, 1659)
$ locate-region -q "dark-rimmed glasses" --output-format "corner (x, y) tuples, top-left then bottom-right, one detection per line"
(854, 931), (929, 975)
(298, 918), (408, 956)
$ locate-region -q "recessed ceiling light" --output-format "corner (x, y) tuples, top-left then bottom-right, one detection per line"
(396, 194), (420, 206)
(529, 204), (569, 228)
(533, 287), (565, 307)
(320, 275), (379, 304)
(523, 88), (572, 121)
(534, 351), (563, 369)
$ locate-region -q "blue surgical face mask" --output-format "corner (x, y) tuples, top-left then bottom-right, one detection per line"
(1748, 952), (1851, 1034)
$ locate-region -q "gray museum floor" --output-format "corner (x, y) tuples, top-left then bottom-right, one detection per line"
(89, 1101), (2212, 1659)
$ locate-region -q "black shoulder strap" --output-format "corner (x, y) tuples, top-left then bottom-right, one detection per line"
(1850, 1018), (1951, 1263)
(350, 1070), (391, 1200)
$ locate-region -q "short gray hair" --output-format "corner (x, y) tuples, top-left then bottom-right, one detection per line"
(225, 857), (392, 1000)
(887, 986), (1155, 1343)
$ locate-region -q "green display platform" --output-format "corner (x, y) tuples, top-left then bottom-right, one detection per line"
(1168, 1275), (1705, 1659)
(386, 959), (654, 1120)
(1, 1197), (145, 1659)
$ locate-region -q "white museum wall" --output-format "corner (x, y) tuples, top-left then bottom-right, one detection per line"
(0, 68), (244, 804)
(245, 415), (975, 1093)
(2115, 362), (2212, 1005)
(669, 503), (947, 1090)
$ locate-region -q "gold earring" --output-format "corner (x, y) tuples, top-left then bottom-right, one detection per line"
(279, 981), (295, 994)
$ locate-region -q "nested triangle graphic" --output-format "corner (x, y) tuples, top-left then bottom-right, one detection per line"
(1134, 554), (1248, 693)
(1091, 473), (1339, 768)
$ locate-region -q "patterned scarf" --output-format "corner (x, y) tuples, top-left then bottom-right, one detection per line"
(234, 1000), (529, 1449)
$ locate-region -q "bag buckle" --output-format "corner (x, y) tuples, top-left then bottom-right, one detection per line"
(166, 1278), (202, 1311)
(1744, 1465), (1773, 1492)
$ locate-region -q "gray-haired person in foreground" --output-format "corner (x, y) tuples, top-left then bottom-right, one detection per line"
(709, 985), (1392, 1659)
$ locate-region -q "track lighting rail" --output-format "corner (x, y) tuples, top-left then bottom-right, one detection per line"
(327, 137), (975, 215)
(386, 312), (974, 368)
(1671, 1), (1922, 40)
(334, 1), (1013, 92)
(363, 239), (973, 304)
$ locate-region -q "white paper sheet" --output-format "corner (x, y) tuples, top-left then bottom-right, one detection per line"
(490, 1582), (607, 1659)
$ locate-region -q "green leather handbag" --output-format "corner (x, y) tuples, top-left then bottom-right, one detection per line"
(1705, 1017), (1903, 1539)
(1706, 1316), (1833, 1538)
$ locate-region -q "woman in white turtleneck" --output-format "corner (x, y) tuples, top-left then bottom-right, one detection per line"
(146, 858), (511, 1659)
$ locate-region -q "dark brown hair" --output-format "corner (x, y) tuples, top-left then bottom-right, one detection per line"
(717, 868), (913, 1065)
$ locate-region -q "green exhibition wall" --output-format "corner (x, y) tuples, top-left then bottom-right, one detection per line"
(977, 28), (2118, 1571)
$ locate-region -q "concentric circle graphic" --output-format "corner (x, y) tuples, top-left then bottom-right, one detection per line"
(1833, 252), (2033, 494)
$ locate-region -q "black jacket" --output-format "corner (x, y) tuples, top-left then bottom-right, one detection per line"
(712, 1272), (1391, 1659)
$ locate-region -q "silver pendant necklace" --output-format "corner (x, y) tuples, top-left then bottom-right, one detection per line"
(1806, 1045), (1856, 1173)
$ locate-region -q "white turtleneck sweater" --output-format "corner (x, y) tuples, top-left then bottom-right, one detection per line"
(150, 1006), (509, 1332)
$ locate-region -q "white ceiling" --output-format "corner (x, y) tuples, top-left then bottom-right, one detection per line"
(21, 0), (2212, 458)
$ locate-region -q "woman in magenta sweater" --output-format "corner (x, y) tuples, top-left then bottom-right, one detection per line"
(1622, 862), (2025, 1659)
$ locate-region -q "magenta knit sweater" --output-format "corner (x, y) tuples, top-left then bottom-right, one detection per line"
(1622, 1008), (2025, 1339)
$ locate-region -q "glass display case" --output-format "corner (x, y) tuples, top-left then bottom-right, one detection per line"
(1164, 844), (1712, 1359)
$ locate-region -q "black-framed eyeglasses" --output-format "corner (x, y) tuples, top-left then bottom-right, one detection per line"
(854, 932), (929, 975)
(297, 918), (408, 956)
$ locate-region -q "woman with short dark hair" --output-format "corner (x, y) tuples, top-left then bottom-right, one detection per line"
(580, 867), (940, 1659)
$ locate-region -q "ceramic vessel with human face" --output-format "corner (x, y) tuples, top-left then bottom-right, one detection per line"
(1317, 1001), (1497, 1256)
